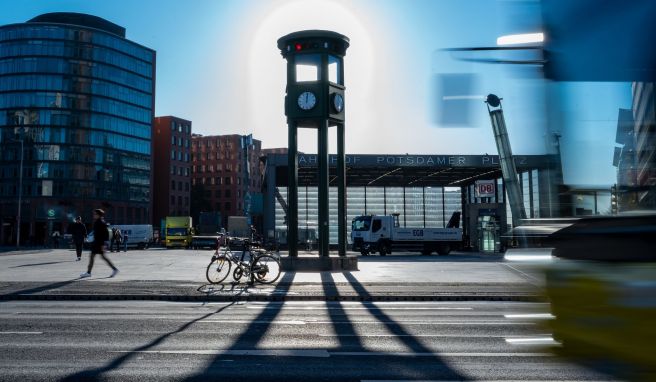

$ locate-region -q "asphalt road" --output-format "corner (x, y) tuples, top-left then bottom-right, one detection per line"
(0, 300), (616, 382)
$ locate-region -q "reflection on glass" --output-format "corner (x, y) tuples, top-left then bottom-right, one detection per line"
(328, 55), (341, 84)
(296, 64), (318, 82)
(295, 54), (321, 82)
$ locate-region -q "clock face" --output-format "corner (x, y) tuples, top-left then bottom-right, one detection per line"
(332, 93), (344, 113)
(297, 91), (316, 110)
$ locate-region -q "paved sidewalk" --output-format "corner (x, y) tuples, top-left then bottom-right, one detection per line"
(0, 248), (547, 302)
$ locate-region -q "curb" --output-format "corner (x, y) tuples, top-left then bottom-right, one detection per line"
(0, 293), (545, 303)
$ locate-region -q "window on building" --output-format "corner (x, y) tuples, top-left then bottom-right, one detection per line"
(178, 196), (182, 205)
(237, 177), (241, 185)
(171, 136), (175, 145)
(171, 150), (176, 160)
(225, 202), (231, 211)
(178, 181), (182, 191)
(225, 189), (231, 198)
(185, 167), (189, 176)
(171, 195), (175, 205)
(171, 180), (175, 190)
(201, 165), (206, 172)
(185, 139), (189, 148)
(185, 182), (189, 191)
(177, 167), (182, 176)
(171, 121), (176, 131)
(225, 177), (232, 185)
(209, 165), (214, 172)
(215, 189), (221, 198)
(177, 151), (182, 161)
(185, 197), (189, 206)
(171, 165), (175, 175)
(216, 177), (222, 185)
(178, 123), (182, 132)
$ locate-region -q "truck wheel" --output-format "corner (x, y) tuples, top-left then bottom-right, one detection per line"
(437, 244), (451, 256)
(378, 242), (389, 256)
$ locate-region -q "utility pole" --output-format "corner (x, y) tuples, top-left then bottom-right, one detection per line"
(11, 136), (24, 249)
(485, 94), (527, 228)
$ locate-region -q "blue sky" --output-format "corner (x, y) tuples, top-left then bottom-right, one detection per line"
(0, 0), (632, 186)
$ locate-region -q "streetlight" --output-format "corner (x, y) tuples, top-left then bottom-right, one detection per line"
(10, 136), (24, 249)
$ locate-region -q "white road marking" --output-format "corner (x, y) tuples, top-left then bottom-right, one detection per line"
(193, 320), (535, 325)
(111, 349), (330, 357)
(321, 334), (552, 338)
(505, 336), (560, 345)
(0, 331), (43, 335)
(363, 380), (616, 382)
(504, 313), (554, 319)
(198, 320), (307, 325)
(246, 306), (474, 311)
(332, 351), (553, 357)
(113, 349), (551, 358)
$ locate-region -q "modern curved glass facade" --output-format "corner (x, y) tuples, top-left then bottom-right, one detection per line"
(0, 13), (154, 245)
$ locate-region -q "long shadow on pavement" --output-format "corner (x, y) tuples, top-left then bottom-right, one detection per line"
(320, 272), (364, 350)
(2, 279), (81, 298)
(182, 270), (466, 381)
(9, 260), (75, 268)
(179, 271), (296, 382)
(58, 300), (240, 381)
(341, 271), (469, 381)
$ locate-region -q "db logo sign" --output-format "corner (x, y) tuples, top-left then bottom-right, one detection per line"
(475, 180), (496, 198)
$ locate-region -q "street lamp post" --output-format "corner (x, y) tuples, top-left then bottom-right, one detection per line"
(10, 137), (24, 249)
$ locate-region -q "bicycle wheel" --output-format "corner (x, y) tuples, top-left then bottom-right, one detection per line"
(206, 254), (231, 284)
(251, 253), (281, 284)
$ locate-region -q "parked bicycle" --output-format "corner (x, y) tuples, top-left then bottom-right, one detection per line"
(206, 237), (281, 284)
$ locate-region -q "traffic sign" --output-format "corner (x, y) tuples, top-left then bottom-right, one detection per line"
(475, 180), (496, 198)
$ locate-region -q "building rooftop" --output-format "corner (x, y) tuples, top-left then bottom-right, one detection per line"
(27, 12), (125, 37)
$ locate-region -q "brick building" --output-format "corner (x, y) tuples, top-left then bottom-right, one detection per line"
(152, 116), (192, 227)
(191, 134), (262, 228)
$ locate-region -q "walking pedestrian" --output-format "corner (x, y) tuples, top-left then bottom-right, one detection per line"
(111, 228), (123, 253)
(109, 228), (117, 252)
(69, 216), (87, 261)
(123, 232), (128, 252)
(80, 209), (118, 278)
(51, 230), (61, 249)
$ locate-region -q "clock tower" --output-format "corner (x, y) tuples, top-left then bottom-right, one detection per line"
(277, 30), (350, 258)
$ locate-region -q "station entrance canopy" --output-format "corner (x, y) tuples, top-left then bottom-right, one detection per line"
(267, 154), (555, 187)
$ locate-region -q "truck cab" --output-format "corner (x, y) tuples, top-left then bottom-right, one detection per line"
(352, 215), (398, 255)
(165, 216), (193, 249)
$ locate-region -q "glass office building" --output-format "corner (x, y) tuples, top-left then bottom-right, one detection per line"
(0, 13), (155, 245)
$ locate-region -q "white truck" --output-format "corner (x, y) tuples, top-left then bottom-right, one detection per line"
(111, 225), (153, 249)
(351, 213), (462, 256)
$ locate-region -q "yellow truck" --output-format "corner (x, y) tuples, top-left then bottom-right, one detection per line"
(164, 216), (193, 249)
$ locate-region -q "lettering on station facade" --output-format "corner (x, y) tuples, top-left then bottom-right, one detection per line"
(295, 154), (543, 168)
